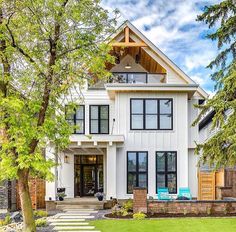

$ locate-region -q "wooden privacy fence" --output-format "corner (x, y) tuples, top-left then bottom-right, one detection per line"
(16, 177), (46, 210)
(198, 169), (224, 200)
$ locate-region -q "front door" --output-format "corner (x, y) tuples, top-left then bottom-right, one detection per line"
(82, 165), (96, 196)
(74, 155), (103, 197)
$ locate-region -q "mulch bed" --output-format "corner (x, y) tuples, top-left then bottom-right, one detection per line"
(105, 213), (236, 219)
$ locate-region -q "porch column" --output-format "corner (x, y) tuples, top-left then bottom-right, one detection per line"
(106, 143), (117, 200)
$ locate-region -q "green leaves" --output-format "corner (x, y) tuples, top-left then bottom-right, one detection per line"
(0, 0), (117, 180)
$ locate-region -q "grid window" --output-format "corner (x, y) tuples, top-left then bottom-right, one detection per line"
(156, 151), (177, 194)
(127, 152), (148, 194)
(90, 105), (109, 134)
(65, 105), (85, 134)
(130, 99), (173, 130)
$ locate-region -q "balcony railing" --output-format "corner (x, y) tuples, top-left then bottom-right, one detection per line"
(88, 72), (166, 89)
(110, 72), (166, 84)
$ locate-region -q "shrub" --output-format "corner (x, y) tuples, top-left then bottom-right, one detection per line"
(0, 214), (11, 226)
(34, 210), (48, 218)
(133, 212), (147, 220)
(35, 218), (47, 227)
(123, 199), (133, 212)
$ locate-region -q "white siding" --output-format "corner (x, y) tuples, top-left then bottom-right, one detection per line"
(188, 148), (198, 198)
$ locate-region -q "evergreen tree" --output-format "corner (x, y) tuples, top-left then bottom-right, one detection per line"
(194, 0), (236, 168)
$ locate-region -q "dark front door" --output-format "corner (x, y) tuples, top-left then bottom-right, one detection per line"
(74, 155), (103, 197)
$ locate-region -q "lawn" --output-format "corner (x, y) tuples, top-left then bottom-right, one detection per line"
(91, 218), (236, 232)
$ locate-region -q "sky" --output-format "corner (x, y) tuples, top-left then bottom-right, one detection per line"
(102, 0), (221, 95)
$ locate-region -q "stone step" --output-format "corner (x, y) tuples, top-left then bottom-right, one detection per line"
(63, 210), (98, 214)
(48, 219), (86, 223)
(50, 222), (89, 226)
(57, 216), (94, 219)
(57, 231), (101, 232)
(56, 213), (91, 216)
(56, 205), (103, 210)
(53, 226), (95, 230)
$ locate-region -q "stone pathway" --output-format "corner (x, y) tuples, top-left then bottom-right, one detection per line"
(48, 209), (100, 232)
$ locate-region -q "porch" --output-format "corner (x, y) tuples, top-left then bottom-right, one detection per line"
(45, 135), (124, 202)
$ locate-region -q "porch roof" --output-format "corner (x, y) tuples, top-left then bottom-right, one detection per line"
(69, 134), (125, 148)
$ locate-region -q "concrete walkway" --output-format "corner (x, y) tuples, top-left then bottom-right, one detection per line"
(48, 209), (101, 232)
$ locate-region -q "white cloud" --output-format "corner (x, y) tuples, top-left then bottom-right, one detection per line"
(102, 0), (220, 92)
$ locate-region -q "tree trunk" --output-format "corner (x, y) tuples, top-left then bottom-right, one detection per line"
(18, 169), (36, 232)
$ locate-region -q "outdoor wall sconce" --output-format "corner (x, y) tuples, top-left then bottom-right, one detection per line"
(64, 155), (69, 163)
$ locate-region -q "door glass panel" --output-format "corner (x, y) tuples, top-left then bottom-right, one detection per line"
(97, 164), (103, 192)
(83, 166), (96, 195)
(74, 164), (81, 196)
(81, 155), (96, 164)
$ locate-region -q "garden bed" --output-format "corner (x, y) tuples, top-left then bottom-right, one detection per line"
(105, 212), (236, 219)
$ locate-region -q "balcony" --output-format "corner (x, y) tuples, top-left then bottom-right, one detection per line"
(110, 72), (166, 84)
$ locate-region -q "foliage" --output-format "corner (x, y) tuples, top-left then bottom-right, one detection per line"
(193, 0), (236, 168)
(0, 0), (118, 231)
(132, 212), (147, 220)
(0, 214), (11, 226)
(122, 199), (133, 212)
(112, 207), (129, 217)
(34, 210), (48, 218)
(35, 218), (47, 227)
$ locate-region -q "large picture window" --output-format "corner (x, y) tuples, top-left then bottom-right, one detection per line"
(156, 151), (177, 193)
(130, 99), (173, 130)
(89, 105), (109, 134)
(65, 105), (85, 134)
(127, 152), (148, 194)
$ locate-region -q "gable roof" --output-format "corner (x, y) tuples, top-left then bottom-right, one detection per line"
(110, 20), (208, 99)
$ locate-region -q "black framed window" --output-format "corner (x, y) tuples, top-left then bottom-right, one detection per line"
(65, 105), (85, 134)
(156, 151), (177, 194)
(130, 99), (173, 130)
(90, 105), (109, 134)
(127, 151), (148, 194)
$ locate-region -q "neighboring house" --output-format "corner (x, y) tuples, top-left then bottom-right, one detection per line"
(198, 109), (236, 200)
(45, 20), (208, 202)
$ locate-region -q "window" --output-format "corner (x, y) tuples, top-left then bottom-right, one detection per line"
(130, 99), (173, 130)
(90, 105), (109, 134)
(156, 151), (177, 193)
(65, 105), (85, 134)
(127, 152), (148, 194)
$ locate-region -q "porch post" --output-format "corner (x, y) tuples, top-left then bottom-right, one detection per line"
(106, 143), (117, 200)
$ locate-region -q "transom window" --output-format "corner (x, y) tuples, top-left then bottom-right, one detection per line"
(89, 105), (109, 134)
(156, 151), (177, 194)
(130, 99), (173, 130)
(65, 105), (85, 134)
(127, 152), (148, 194)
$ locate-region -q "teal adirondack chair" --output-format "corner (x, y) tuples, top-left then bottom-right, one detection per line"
(178, 187), (192, 200)
(157, 187), (171, 200)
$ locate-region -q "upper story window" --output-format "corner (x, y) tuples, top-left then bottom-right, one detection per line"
(112, 72), (147, 84)
(90, 105), (109, 134)
(130, 99), (173, 130)
(65, 105), (85, 134)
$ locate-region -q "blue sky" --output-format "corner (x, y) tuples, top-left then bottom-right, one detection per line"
(102, 0), (221, 95)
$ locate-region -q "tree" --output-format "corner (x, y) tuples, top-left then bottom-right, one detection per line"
(193, 0), (236, 168)
(0, 0), (117, 231)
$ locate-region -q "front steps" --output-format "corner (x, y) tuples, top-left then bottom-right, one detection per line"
(56, 198), (104, 211)
(49, 209), (100, 232)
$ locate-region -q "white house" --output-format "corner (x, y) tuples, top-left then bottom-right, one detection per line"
(45, 21), (208, 201)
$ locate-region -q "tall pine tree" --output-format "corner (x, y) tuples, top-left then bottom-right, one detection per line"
(194, 0), (236, 168)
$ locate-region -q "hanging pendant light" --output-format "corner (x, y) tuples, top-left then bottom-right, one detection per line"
(125, 63), (131, 69)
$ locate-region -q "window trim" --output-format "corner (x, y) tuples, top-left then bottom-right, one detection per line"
(127, 151), (148, 194)
(65, 105), (85, 134)
(156, 151), (177, 194)
(89, 105), (109, 134)
(130, 98), (173, 130)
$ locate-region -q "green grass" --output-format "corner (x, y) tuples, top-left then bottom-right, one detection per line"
(91, 218), (236, 232)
